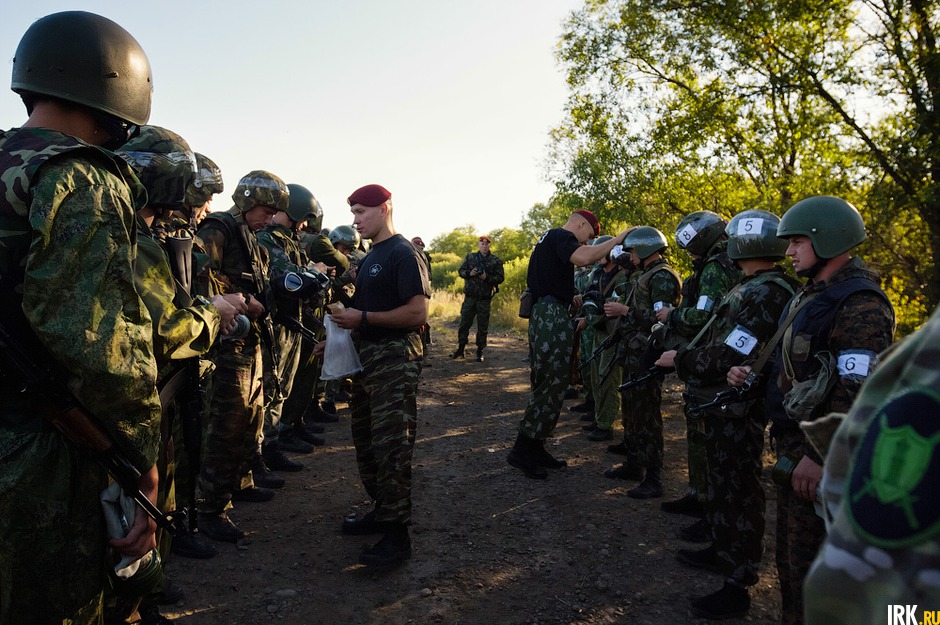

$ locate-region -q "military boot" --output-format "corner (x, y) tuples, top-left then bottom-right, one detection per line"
(661, 490), (705, 517)
(534, 439), (567, 469)
(627, 465), (663, 498)
(249, 452), (286, 488)
(604, 460), (644, 481)
(506, 433), (547, 479)
(691, 581), (751, 620)
(197, 512), (245, 543)
(450, 343), (466, 359)
(358, 524), (412, 569)
(475, 348), (484, 362)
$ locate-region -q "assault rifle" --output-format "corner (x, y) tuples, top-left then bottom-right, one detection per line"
(617, 365), (673, 392)
(578, 326), (623, 372)
(0, 319), (186, 535)
(687, 369), (758, 416)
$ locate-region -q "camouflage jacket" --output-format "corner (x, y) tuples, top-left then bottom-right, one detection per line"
(668, 240), (740, 342)
(675, 267), (799, 392)
(459, 251), (505, 299)
(0, 127), (161, 471)
(299, 231), (348, 271)
(615, 258), (681, 368)
(803, 303), (940, 625)
(257, 223), (307, 320)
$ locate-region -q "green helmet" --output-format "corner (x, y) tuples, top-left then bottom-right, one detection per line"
(622, 226), (668, 259)
(777, 196), (866, 258)
(675, 210), (727, 256)
(185, 153), (224, 208)
(118, 125), (196, 212)
(591, 235), (613, 246)
(232, 170), (289, 213)
(286, 183), (323, 228)
(329, 225), (361, 250)
(726, 210), (788, 261)
(12, 11), (152, 126)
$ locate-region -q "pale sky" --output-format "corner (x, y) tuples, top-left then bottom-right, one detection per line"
(0, 1), (582, 245)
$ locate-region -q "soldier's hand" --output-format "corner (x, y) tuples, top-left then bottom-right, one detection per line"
(604, 301), (629, 317)
(727, 365), (752, 387)
(575, 317), (587, 332)
(245, 294), (266, 320)
(479, 271), (487, 280)
(655, 305), (672, 323)
(470, 267), (479, 277)
(331, 307), (360, 330)
(110, 464), (158, 559)
(792, 456), (823, 502)
(312, 340), (326, 357)
(211, 295), (239, 334)
(655, 350), (677, 368)
(220, 292), (249, 314)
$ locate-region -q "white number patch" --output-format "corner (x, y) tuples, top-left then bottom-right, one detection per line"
(736, 218), (764, 236)
(724, 325), (758, 355)
(677, 223), (698, 247)
(838, 351), (873, 378)
(653, 301), (665, 312)
(696, 295), (714, 312)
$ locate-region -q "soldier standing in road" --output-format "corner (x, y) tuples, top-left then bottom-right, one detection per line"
(450, 235), (505, 362)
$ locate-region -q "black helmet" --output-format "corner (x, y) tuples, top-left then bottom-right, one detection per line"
(777, 196), (866, 258)
(286, 183), (323, 229)
(232, 170), (289, 213)
(185, 153), (224, 208)
(118, 125), (196, 212)
(329, 225), (361, 250)
(12, 11), (152, 126)
(675, 210), (727, 256)
(623, 226), (668, 259)
(726, 210), (789, 261)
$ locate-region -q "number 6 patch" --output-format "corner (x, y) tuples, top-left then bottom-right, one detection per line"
(838, 350), (875, 379)
(724, 325), (758, 355)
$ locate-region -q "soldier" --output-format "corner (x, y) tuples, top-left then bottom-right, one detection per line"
(603, 226), (682, 499)
(187, 153), (224, 226)
(194, 170), (289, 542)
(411, 236), (434, 361)
(506, 211), (632, 479)
(728, 196), (896, 625)
(118, 124), (247, 623)
(450, 235), (505, 362)
(256, 185), (328, 469)
(330, 184), (431, 569)
(0, 12), (162, 624)
(659, 211), (741, 538)
(657, 210), (799, 619)
(803, 303), (940, 625)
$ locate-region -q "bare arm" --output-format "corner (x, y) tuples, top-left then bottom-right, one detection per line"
(332, 294), (429, 330)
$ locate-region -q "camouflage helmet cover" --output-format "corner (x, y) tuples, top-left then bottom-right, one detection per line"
(118, 125), (196, 211)
(675, 210), (727, 256)
(185, 153), (223, 208)
(622, 226), (668, 259)
(286, 183), (323, 228)
(726, 209), (788, 261)
(12, 11), (152, 125)
(329, 225), (361, 250)
(777, 195), (867, 258)
(232, 170), (289, 213)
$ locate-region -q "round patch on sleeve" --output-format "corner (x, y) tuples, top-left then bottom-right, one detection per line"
(846, 388), (940, 549)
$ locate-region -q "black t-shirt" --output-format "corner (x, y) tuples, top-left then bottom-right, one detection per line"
(526, 227), (581, 304)
(352, 233), (431, 340)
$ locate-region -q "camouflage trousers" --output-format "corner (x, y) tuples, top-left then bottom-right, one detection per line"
(349, 333), (422, 525)
(620, 377), (664, 470)
(702, 409), (766, 587)
(280, 332), (321, 428)
(684, 403), (709, 501)
(519, 299), (575, 440)
(262, 326), (303, 441)
(196, 336), (265, 514)
(457, 295), (492, 349)
(590, 327), (621, 430)
(774, 427), (825, 625)
(578, 325), (595, 403)
(0, 426), (108, 625)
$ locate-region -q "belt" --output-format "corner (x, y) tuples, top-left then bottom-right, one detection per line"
(537, 294), (565, 305)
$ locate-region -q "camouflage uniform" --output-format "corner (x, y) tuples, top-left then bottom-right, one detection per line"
(256, 223), (308, 437)
(456, 249), (505, 351)
(0, 128), (162, 625)
(667, 240), (740, 501)
(195, 209), (270, 514)
(803, 303), (940, 625)
(766, 257), (895, 625)
(574, 266), (595, 398)
(616, 259), (681, 473)
(586, 266), (630, 430)
(675, 267), (798, 587)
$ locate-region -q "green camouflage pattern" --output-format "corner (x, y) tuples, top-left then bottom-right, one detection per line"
(232, 170), (289, 213)
(457, 296), (493, 350)
(668, 241), (740, 342)
(0, 127), (161, 625)
(458, 250), (505, 299)
(118, 125), (196, 212)
(519, 299), (576, 439)
(185, 152), (223, 209)
(586, 267), (629, 430)
(804, 304), (940, 625)
(349, 334), (423, 525)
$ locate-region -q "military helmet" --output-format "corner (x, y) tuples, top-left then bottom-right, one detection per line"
(232, 170), (289, 213)
(12, 11), (152, 126)
(286, 183), (323, 228)
(726, 210), (788, 261)
(591, 235), (613, 246)
(622, 226), (668, 259)
(185, 153), (223, 208)
(675, 210), (727, 256)
(329, 225), (361, 250)
(777, 196), (866, 258)
(118, 125), (196, 212)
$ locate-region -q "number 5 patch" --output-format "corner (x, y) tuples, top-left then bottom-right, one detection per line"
(724, 325), (758, 355)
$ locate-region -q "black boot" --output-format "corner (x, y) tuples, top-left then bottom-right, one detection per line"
(248, 452), (286, 488)
(603, 461), (644, 481)
(506, 434), (547, 479)
(691, 581), (751, 619)
(358, 524), (412, 569)
(533, 439), (567, 469)
(450, 344), (466, 359)
(475, 348), (484, 362)
(678, 518), (711, 543)
(627, 466), (663, 499)
(661, 490), (704, 517)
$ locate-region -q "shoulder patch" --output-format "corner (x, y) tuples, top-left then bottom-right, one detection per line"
(846, 387), (940, 548)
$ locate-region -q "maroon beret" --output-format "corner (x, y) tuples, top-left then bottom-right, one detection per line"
(479, 235), (491, 242)
(347, 184), (391, 207)
(574, 209), (600, 236)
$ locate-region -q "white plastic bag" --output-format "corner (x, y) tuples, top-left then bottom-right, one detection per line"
(320, 313), (362, 380)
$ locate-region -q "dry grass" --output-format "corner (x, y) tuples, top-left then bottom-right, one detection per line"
(428, 289), (528, 336)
